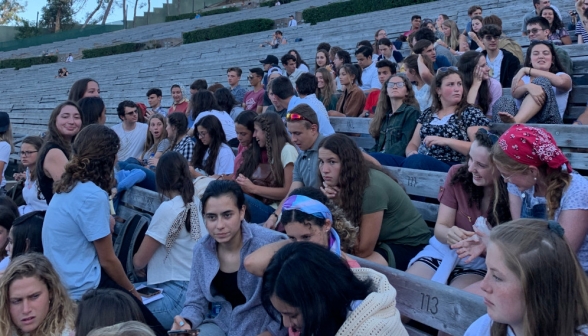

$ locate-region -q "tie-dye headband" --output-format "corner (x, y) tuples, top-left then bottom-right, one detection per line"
(282, 195), (332, 222)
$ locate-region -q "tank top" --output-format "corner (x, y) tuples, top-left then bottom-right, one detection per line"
(37, 142), (68, 204)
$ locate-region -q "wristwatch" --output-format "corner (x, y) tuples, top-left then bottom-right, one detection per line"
(364, 112), (370, 117)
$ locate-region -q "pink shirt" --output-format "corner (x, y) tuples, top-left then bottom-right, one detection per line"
(244, 89), (265, 111)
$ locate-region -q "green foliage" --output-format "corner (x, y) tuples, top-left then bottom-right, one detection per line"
(82, 42), (146, 59)
(41, 0), (76, 32)
(15, 21), (44, 40)
(183, 18), (274, 44)
(0, 0), (25, 25)
(0, 55), (58, 70)
(165, 7), (239, 22)
(302, 0), (435, 25)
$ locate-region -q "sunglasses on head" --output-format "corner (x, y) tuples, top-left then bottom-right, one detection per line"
(478, 128), (499, 144)
(436, 66), (459, 74)
(286, 112), (313, 123)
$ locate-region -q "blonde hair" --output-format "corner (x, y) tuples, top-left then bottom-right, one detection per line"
(0, 253), (76, 336)
(0, 124), (14, 152)
(489, 219), (588, 336)
(491, 143), (570, 220)
(315, 67), (336, 109)
(442, 19), (460, 51)
(141, 113), (168, 159)
(370, 74), (420, 137)
(87, 321), (155, 336)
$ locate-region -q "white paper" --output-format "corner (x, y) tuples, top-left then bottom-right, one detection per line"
(135, 284), (164, 305)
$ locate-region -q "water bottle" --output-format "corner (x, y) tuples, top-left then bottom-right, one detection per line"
(149, 153), (156, 170)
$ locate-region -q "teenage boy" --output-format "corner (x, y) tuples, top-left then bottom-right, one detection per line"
(377, 38), (404, 63)
(243, 68), (265, 113)
(355, 46), (380, 92)
(227, 67), (247, 104)
(482, 15), (525, 63)
(413, 39), (451, 71)
(288, 15), (297, 26)
(404, 15), (422, 37)
(270, 76), (334, 136)
(146, 88), (165, 117)
(414, 27), (457, 65)
(522, 0), (562, 36)
(526, 17), (573, 74)
(363, 60), (396, 117)
(112, 100), (148, 162)
(480, 24), (521, 88)
(281, 54), (303, 88)
(260, 54), (280, 88)
(294, 73), (335, 136)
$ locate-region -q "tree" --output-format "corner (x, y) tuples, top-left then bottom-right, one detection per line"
(15, 20), (43, 40)
(81, 0), (104, 28)
(41, 0), (75, 33)
(0, 0), (25, 25)
(101, 0), (115, 24)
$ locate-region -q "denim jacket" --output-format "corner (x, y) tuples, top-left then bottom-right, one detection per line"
(180, 222), (287, 335)
(370, 103), (420, 157)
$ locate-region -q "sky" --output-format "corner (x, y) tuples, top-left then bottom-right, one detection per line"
(21, 0), (168, 25)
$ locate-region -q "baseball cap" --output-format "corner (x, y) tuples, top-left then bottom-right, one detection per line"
(260, 55), (279, 65)
(0, 112), (10, 133)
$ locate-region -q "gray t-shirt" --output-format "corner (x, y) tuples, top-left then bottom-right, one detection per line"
(142, 138), (170, 161)
(292, 134), (324, 188)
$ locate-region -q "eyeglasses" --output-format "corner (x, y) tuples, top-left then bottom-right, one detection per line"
(387, 81), (406, 88)
(286, 112), (313, 123)
(526, 28), (546, 35)
(247, 75), (257, 80)
(483, 35), (500, 41)
(436, 66), (459, 74)
(125, 110), (138, 116)
(500, 172), (514, 182)
(20, 150), (38, 157)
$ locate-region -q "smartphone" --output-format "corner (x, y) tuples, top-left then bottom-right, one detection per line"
(167, 330), (199, 335)
(136, 286), (161, 298)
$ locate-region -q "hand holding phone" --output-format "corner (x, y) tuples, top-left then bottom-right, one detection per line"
(136, 286), (161, 298)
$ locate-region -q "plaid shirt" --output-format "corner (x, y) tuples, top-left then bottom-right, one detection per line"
(173, 136), (195, 163)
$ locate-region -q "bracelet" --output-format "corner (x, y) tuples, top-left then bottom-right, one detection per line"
(271, 212), (279, 219)
(217, 174), (223, 180)
(128, 286), (136, 292)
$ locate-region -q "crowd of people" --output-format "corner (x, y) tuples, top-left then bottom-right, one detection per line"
(1, 0), (588, 335)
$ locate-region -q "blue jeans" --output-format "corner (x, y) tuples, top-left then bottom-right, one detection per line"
(196, 323), (226, 336)
(138, 280), (189, 330)
(244, 194), (275, 224)
(369, 153), (457, 173)
(520, 192), (547, 219)
(118, 161), (157, 191)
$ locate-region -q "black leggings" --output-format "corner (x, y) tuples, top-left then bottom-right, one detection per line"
(99, 269), (168, 336)
(374, 243), (427, 271)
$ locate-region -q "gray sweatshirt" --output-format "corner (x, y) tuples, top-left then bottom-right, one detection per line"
(180, 222), (287, 335)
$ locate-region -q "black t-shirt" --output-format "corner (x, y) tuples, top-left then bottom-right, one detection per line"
(211, 270), (246, 308)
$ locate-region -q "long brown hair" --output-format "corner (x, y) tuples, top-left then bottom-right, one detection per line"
(315, 67), (336, 109)
(491, 143), (570, 220)
(318, 134), (370, 227)
(236, 113), (293, 187)
(54, 124), (120, 194)
(21, 136), (44, 181)
(0, 253), (76, 336)
(489, 219), (588, 336)
(370, 74), (420, 138)
(141, 113), (168, 159)
(191, 115), (227, 176)
(430, 68), (470, 117)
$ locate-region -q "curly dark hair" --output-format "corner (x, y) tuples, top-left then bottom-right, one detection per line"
(53, 124), (120, 194)
(318, 134), (369, 227)
(450, 130), (511, 226)
(191, 115), (227, 176)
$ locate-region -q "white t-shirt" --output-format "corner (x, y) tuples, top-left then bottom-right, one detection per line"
(146, 195), (203, 285)
(517, 73), (571, 118)
(203, 143), (235, 175)
(486, 50), (503, 81)
(298, 64), (309, 73)
(269, 144), (299, 209)
(413, 84), (432, 111)
(465, 314), (515, 336)
(0, 141), (10, 188)
(19, 169), (48, 215)
(111, 123), (148, 162)
(193, 110), (237, 140)
(360, 61), (381, 91)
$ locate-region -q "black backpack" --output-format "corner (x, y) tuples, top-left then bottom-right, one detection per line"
(113, 213), (151, 283)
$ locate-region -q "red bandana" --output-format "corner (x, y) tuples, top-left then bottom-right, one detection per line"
(498, 124), (572, 173)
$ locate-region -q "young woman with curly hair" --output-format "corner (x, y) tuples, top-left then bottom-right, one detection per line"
(42, 124), (165, 334)
(318, 134), (430, 269)
(235, 113), (298, 224)
(406, 129), (511, 295)
(491, 124), (588, 272)
(0, 253), (75, 336)
(36, 101), (82, 203)
(541, 6), (572, 45)
(245, 186), (359, 276)
(369, 74), (420, 157)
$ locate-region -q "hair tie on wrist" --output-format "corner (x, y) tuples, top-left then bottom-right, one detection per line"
(547, 220), (565, 238)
